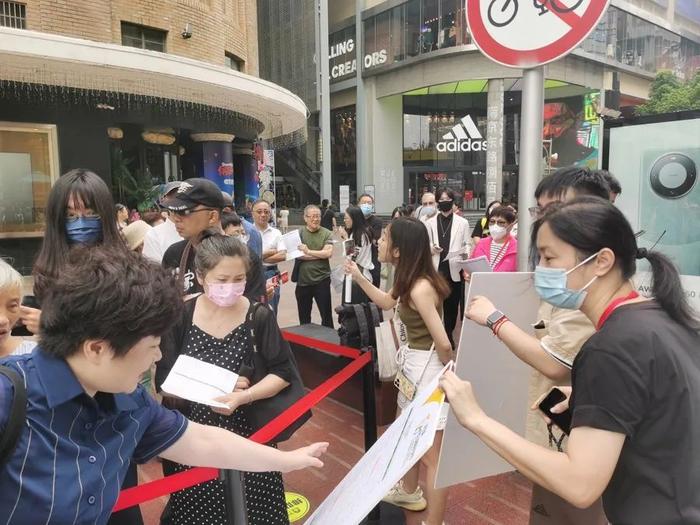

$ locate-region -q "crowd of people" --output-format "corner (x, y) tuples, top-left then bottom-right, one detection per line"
(0, 164), (698, 525)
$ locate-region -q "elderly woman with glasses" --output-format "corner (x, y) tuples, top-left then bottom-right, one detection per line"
(467, 206), (518, 273)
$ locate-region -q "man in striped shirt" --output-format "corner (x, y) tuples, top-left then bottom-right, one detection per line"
(0, 247), (326, 525)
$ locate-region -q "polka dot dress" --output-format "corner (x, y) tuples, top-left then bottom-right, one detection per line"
(168, 323), (289, 525)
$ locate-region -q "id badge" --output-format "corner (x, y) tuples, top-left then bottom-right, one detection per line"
(394, 369), (417, 401)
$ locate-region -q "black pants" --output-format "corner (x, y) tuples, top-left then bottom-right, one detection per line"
(295, 277), (333, 328)
(442, 274), (464, 349)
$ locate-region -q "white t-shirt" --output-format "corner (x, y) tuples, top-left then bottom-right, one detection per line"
(142, 219), (183, 263)
(11, 339), (36, 356)
(256, 224), (286, 267)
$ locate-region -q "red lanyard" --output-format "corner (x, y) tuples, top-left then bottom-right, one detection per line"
(596, 291), (640, 330)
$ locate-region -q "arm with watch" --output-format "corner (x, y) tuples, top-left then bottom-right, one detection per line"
(467, 296), (570, 382)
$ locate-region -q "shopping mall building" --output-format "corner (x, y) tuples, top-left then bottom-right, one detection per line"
(259, 0), (700, 214)
(0, 0), (306, 271)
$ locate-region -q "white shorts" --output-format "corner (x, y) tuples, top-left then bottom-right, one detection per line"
(396, 347), (449, 430)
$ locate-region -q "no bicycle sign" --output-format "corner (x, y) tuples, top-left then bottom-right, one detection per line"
(467, 0), (611, 68)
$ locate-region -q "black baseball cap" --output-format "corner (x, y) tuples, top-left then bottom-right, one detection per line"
(162, 178), (226, 211)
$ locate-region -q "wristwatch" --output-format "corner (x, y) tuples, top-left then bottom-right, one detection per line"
(486, 310), (507, 330)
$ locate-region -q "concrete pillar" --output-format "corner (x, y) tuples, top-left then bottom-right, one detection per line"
(486, 79), (505, 205)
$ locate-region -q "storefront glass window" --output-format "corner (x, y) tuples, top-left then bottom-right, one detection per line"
(358, 1), (693, 78)
(405, 0), (422, 59)
(0, 123), (58, 237)
(576, 6), (696, 77)
(331, 106), (357, 201)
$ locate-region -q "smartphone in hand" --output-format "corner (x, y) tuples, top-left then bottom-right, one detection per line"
(343, 239), (356, 258)
(538, 387), (572, 435)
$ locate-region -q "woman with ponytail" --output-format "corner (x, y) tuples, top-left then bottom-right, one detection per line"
(441, 197), (700, 525)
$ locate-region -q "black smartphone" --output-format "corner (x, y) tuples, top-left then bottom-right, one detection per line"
(10, 296), (40, 337)
(538, 387), (572, 435)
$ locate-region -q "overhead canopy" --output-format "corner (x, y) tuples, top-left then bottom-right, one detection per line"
(0, 27), (308, 146)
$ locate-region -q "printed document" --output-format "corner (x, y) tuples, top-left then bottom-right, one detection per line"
(161, 355), (238, 409)
(281, 230), (304, 260)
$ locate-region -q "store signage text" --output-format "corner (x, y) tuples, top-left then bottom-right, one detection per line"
(436, 114), (488, 153)
(330, 38), (387, 79)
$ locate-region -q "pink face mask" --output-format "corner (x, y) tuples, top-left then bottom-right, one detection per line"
(205, 281), (246, 307)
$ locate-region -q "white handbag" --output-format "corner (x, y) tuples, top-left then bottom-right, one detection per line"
(375, 308), (408, 381)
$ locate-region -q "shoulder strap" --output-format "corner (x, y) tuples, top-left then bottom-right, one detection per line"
(247, 301), (268, 355)
(176, 241), (194, 293)
(0, 366), (27, 466)
(351, 304), (370, 348)
(367, 303), (382, 327)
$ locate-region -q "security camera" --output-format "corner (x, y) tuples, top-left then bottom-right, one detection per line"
(597, 107), (622, 120)
(181, 23), (192, 39)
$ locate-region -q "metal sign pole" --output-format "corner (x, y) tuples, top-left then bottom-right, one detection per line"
(516, 67), (545, 271)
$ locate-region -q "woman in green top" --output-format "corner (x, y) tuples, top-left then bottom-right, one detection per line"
(345, 216), (453, 525)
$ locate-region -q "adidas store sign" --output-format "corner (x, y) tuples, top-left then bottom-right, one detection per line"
(436, 115), (488, 152)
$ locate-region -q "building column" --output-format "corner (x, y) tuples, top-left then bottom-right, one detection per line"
(486, 79), (505, 204)
(190, 133), (235, 197)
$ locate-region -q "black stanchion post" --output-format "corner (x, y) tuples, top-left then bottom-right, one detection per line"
(361, 347), (380, 523)
(221, 469), (249, 525)
(360, 347), (406, 525)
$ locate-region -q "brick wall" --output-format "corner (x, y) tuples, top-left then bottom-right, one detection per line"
(21, 0), (257, 74)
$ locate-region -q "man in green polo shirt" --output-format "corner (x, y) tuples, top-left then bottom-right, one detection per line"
(295, 204), (334, 327)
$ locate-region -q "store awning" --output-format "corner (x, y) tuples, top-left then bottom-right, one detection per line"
(0, 27), (308, 146)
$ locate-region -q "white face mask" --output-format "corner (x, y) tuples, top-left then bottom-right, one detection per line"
(489, 224), (508, 241)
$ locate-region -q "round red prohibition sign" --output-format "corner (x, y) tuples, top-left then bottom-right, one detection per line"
(467, 0), (611, 68)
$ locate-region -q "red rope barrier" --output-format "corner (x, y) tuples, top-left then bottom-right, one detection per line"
(281, 331), (362, 360)
(113, 340), (371, 511)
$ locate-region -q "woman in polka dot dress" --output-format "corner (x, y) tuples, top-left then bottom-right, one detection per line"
(157, 232), (293, 525)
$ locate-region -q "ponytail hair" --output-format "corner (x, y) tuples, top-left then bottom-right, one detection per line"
(641, 250), (699, 331)
(536, 196), (699, 331)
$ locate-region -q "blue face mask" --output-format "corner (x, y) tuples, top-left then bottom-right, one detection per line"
(65, 216), (103, 245)
(534, 252), (599, 310)
(360, 203), (373, 217)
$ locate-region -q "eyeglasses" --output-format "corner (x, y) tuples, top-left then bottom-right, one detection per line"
(528, 206), (541, 219)
(169, 208), (215, 217)
(254, 210), (271, 215)
(66, 214), (101, 222)
(488, 219), (509, 227)
(305, 215), (321, 220)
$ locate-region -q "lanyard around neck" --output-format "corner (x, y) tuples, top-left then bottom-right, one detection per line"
(596, 291), (640, 330)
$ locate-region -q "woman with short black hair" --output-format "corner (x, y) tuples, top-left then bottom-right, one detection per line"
(442, 197), (700, 524)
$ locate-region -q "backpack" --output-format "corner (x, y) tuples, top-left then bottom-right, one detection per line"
(335, 302), (383, 350)
(0, 366), (27, 466)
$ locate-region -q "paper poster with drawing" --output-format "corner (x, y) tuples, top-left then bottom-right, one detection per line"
(306, 363), (453, 525)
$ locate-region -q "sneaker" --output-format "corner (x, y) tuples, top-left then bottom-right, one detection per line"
(382, 481), (427, 511)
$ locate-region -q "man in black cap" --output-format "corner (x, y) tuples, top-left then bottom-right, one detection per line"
(161, 179), (266, 301)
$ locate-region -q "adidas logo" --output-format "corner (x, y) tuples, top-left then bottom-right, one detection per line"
(436, 115), (488, 152)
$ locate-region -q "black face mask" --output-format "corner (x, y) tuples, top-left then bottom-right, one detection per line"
(438, 200), (453, 213)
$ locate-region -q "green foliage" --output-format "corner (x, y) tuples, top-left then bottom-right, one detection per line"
(637, 71), (700, 115)
(110, 148), (158, 212)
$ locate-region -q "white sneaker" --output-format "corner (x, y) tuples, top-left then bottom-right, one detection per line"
(382, 481), (427, 511)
